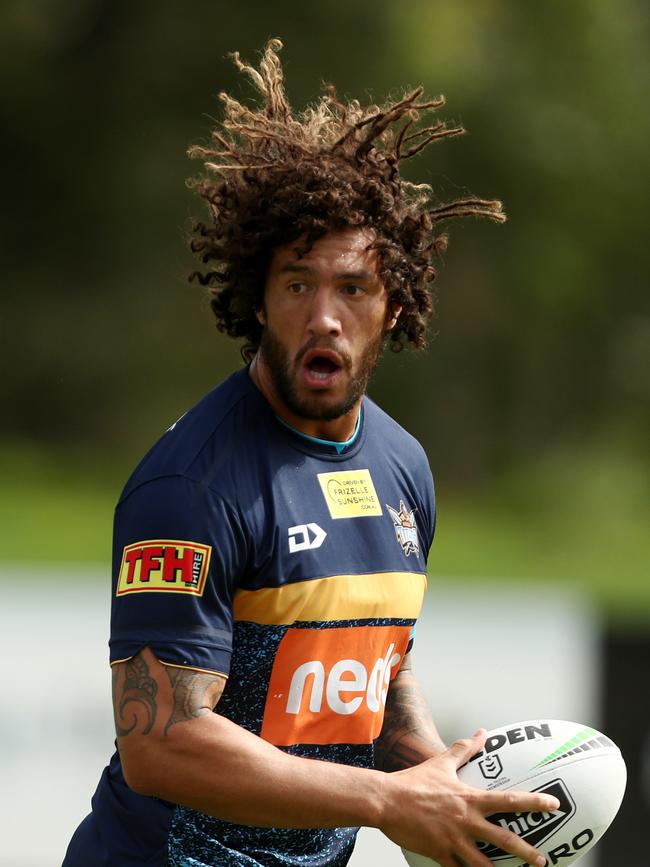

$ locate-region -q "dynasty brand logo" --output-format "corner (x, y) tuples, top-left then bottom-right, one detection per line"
(260, 624), (411, 746)
(477, 779), (576, 860)
(116, 539), (211, 596)
(288, 523), (327, 553)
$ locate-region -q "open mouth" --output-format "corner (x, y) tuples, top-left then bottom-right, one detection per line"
(301, 349), (344, 386)
(306, 356), (340, 378)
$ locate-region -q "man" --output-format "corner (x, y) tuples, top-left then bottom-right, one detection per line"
(63, 40), (556, 867)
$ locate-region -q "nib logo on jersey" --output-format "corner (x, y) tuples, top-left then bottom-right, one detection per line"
(477, 779), (576, 860)
(260, 624), (411, 747)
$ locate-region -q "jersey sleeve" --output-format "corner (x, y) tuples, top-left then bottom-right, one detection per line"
(426, 472), (436, 559)
(418, 453), (436, 563)
(408, 452), (435, 655)
(109, 475), (247, 676)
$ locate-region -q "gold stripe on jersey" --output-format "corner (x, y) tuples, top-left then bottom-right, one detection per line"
(233, 571), (426, 625)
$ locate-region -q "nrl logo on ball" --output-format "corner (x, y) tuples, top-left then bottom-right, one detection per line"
(479, 753), (503, 780)
(386, 500), (419, 557)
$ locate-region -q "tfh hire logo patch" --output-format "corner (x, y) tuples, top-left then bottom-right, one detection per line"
(116, 540), (211, 596)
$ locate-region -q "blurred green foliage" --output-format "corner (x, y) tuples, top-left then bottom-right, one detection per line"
(1, 1), (648, 618)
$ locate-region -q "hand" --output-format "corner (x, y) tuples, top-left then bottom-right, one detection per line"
(379, 729), (556, 867)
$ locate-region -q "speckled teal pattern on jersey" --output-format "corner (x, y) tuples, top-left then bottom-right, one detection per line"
(168, 807), (357, 867)
(217, 622), (287, 733)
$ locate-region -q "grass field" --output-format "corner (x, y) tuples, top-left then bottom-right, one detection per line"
(1, 440), (648, 624)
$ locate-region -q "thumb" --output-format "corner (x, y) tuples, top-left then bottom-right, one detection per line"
(446, 728), (488, 768)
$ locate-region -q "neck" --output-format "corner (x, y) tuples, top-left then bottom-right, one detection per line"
(249, 355), (361, 442)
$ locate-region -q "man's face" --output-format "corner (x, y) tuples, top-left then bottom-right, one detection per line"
(258, 228), (398, 422)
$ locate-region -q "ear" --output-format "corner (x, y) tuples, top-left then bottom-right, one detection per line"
(255, 307), (266, 326)
(385, 303), (402, 331)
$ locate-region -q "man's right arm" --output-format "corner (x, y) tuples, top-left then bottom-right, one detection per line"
(114, 646), (555, 867)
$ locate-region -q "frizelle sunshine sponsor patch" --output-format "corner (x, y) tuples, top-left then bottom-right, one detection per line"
(316, 468), (382, 518)
(116, 539), (211, 596)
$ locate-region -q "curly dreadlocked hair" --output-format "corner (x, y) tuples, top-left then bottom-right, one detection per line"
(188, 39), (505, 360)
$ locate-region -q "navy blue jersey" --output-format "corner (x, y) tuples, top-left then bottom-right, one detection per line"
(63, 368), (435, 867)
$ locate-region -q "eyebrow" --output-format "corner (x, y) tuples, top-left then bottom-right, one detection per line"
(278, 263), (375, 281)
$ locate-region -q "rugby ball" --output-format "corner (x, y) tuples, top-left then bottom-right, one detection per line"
(402, 719), (626, 867)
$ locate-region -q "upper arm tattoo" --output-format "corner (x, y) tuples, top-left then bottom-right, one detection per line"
(112, 653), (158, 736)
(112, 648), (226, 739)
(164, 666), (225, 735)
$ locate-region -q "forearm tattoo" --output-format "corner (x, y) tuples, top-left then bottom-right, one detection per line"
(375, 670), (444, 772)
(113, 653), (158, 736)
(164, 667), (224, 735)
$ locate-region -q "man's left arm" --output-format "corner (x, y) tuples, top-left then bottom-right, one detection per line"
(375, 653), (446, 772)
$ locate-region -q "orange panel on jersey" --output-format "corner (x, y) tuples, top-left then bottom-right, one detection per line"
(260, 624), (411, 747)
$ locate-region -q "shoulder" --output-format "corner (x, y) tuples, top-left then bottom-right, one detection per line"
(117, 368), (271, 506)
(363, 395), (431, 472)
(364, 396), (437, 553)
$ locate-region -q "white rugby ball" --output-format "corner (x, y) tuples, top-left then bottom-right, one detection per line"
(402, 719), (626, 867)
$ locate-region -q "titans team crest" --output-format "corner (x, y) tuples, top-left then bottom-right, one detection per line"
(386, 501), (419, 557)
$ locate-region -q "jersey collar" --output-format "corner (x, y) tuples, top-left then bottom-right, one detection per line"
(274, 408), (362, 455)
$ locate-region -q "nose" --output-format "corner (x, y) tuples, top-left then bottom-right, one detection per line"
(306, 287), (342, 338)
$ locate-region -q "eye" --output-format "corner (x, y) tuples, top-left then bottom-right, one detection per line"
(287, 282), (309, 295)
(342, 284), (365, 297)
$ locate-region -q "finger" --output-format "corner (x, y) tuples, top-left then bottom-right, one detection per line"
(415, 856), (459, 867)
(439, 858), (468, 867)
(475, 818), (548, 867)
(453, 838), (494, 867)
(479, 787), (560, 814)
(445, 729), (488, 768)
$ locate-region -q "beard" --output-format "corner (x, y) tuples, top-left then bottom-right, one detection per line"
(258, 325), (386, 422)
